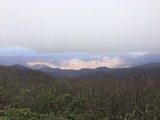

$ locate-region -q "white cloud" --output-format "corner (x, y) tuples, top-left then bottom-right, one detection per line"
(26, 57), (130, 70)
(62, 57), (129, 70)
(127, 52), (148, 58)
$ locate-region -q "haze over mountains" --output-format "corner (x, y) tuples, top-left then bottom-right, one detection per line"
(0, 48), (160, 70)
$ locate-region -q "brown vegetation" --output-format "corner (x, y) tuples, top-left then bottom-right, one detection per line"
(0, 65), (160, 119)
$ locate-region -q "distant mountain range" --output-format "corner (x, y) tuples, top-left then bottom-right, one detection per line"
(0, 62), (160, 81)
(36, 63), (160, 79)
(0, 53), (160, 70)
(37, 66), (111, 78)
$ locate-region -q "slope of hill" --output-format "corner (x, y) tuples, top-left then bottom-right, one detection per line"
(10, 64), (32, 71)
(95, 63), (160, 80)
(0, 65), (54, 83)
(1, 63), (160, 119)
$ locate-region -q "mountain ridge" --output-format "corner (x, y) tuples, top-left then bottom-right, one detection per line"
(1, 62), (160, 79)
(37, 62), (160, 79)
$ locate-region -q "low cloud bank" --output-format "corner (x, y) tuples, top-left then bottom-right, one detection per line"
(63, 57), (129, 70)
(27, 57), (130, 70)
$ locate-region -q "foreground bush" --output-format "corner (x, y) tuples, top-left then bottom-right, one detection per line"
(0, 93), (90, 120)
(0, 108), (66, 120)
(32, 93), (90, 119)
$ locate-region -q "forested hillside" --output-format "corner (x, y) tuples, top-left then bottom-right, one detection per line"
(1, 65), (160, 119)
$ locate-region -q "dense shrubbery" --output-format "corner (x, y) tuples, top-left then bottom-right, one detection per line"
(0, 97), (90, 120)
(1, 66), (160, 119)
(0, 92), (90, 120)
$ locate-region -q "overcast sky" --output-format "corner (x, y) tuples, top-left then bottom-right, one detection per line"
(0, 0), (160, 53)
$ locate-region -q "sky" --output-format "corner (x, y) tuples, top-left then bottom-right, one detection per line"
(0, 0), (160, 69)
(0, 0), (160, 53)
